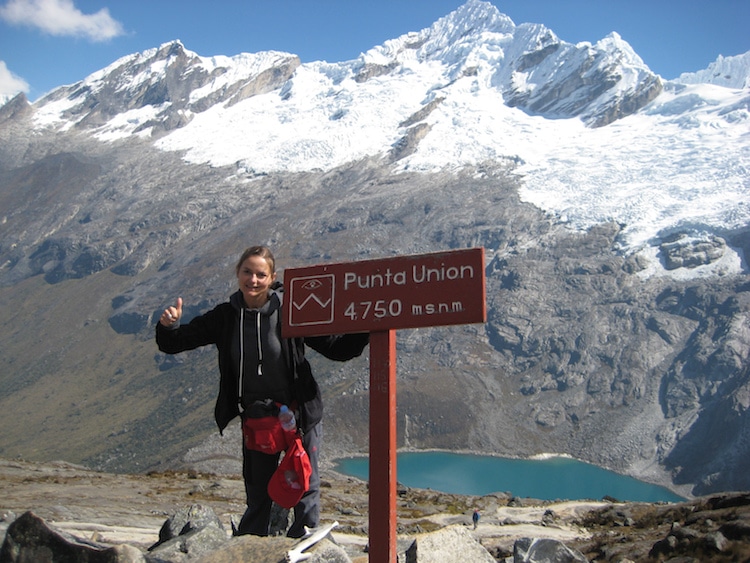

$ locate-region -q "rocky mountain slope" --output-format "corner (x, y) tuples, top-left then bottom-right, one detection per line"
(0, 0), (748, 498)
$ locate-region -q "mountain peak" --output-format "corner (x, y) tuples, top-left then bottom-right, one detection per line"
(363, 0), (514, 68)
(675, 50), (750, 88)
(595, 31), (645, 65)
(0, 91), (31, 122)
(32, 38), (300, 138)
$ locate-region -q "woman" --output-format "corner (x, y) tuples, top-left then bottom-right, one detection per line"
(156, 245), (368, 537)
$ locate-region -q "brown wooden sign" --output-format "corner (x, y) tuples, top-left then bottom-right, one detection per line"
(282, 247), (486, 337)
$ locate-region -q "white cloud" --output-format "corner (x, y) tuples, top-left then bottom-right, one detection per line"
(0, 60), (29, 99)
(0, 0), (124, 42)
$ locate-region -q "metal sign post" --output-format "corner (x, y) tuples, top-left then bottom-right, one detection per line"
(283, 248), (486, 562)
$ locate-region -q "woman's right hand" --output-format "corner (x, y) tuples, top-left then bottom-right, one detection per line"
(160, 297), (183, 327)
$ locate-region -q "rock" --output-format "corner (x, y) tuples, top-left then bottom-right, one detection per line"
(671, 524), (700, 542)
(108, 311), (151, 335)
(513, 537), (588, 563)
(196, 534), (295, 563)
(404, 525), (495, 562)
(148, 525), (228, 561)
(659, 233), (727, 270)
(719, 519), (750, 541)
(196, 535), (349, 563)
(704, 531), (730, 553)
(649, 534), (677, 558)
(297, 538), (351, 563)
(594, 504), (635, 528)
(0, 511), (140, 563)
(146, 504), (230, 561)
(542, 509), (557, 525)
(113, 545), (147, 563)
(151, 504), (225, 548)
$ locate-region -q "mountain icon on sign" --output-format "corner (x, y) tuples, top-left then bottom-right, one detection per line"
(288, 274), (335, 326)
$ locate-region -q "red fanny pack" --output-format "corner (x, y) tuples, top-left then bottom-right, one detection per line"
(242, 415), (290, 454)
(241, 401), (297, 454)
(268, 436), (312, 508)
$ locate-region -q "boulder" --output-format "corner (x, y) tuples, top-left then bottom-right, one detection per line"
(196, 534), (294, 563)
(0, 511), (144, 563)
(197, 535), (349, 563)
(404, 525), (495, 562)
(147, 504), (228, 561)
(148, 525), (228, 561)
(152, 504), (225, 547)
(513, 537), (588, 563)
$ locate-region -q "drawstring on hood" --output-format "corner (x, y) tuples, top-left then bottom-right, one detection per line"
(256, 310), (263, 376)
(238, 307), (264, 410)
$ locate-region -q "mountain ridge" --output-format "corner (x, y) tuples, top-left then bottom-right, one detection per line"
(677, 51), (750, 88)
(28, 0), (666, 140)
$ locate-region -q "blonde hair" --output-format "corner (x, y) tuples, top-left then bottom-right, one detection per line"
(235, 245), (276, 275)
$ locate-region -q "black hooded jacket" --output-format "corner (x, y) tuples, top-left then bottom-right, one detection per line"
(155, 286), (369, 434)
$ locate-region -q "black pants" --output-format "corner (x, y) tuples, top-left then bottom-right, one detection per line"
(237, 423), (321, 538)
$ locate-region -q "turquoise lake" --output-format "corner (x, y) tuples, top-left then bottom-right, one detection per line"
(334, 451), (684, 503)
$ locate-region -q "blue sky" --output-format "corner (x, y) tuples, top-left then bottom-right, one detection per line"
(1, 0), (748, 102)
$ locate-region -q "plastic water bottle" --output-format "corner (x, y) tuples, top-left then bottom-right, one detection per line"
(279, 405), (296, 432)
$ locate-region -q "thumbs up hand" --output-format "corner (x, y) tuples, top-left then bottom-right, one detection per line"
(160, 297), (183, 327)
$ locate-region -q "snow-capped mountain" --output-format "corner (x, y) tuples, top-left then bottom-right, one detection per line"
(25, 0), (749, 275)
(0, 0), (749, 497)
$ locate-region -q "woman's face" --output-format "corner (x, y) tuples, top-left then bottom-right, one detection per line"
(237, 254), (276, 308)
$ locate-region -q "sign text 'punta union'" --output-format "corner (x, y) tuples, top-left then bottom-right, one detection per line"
(344, 262), (476, 290)
(282, 247), (486, 337)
